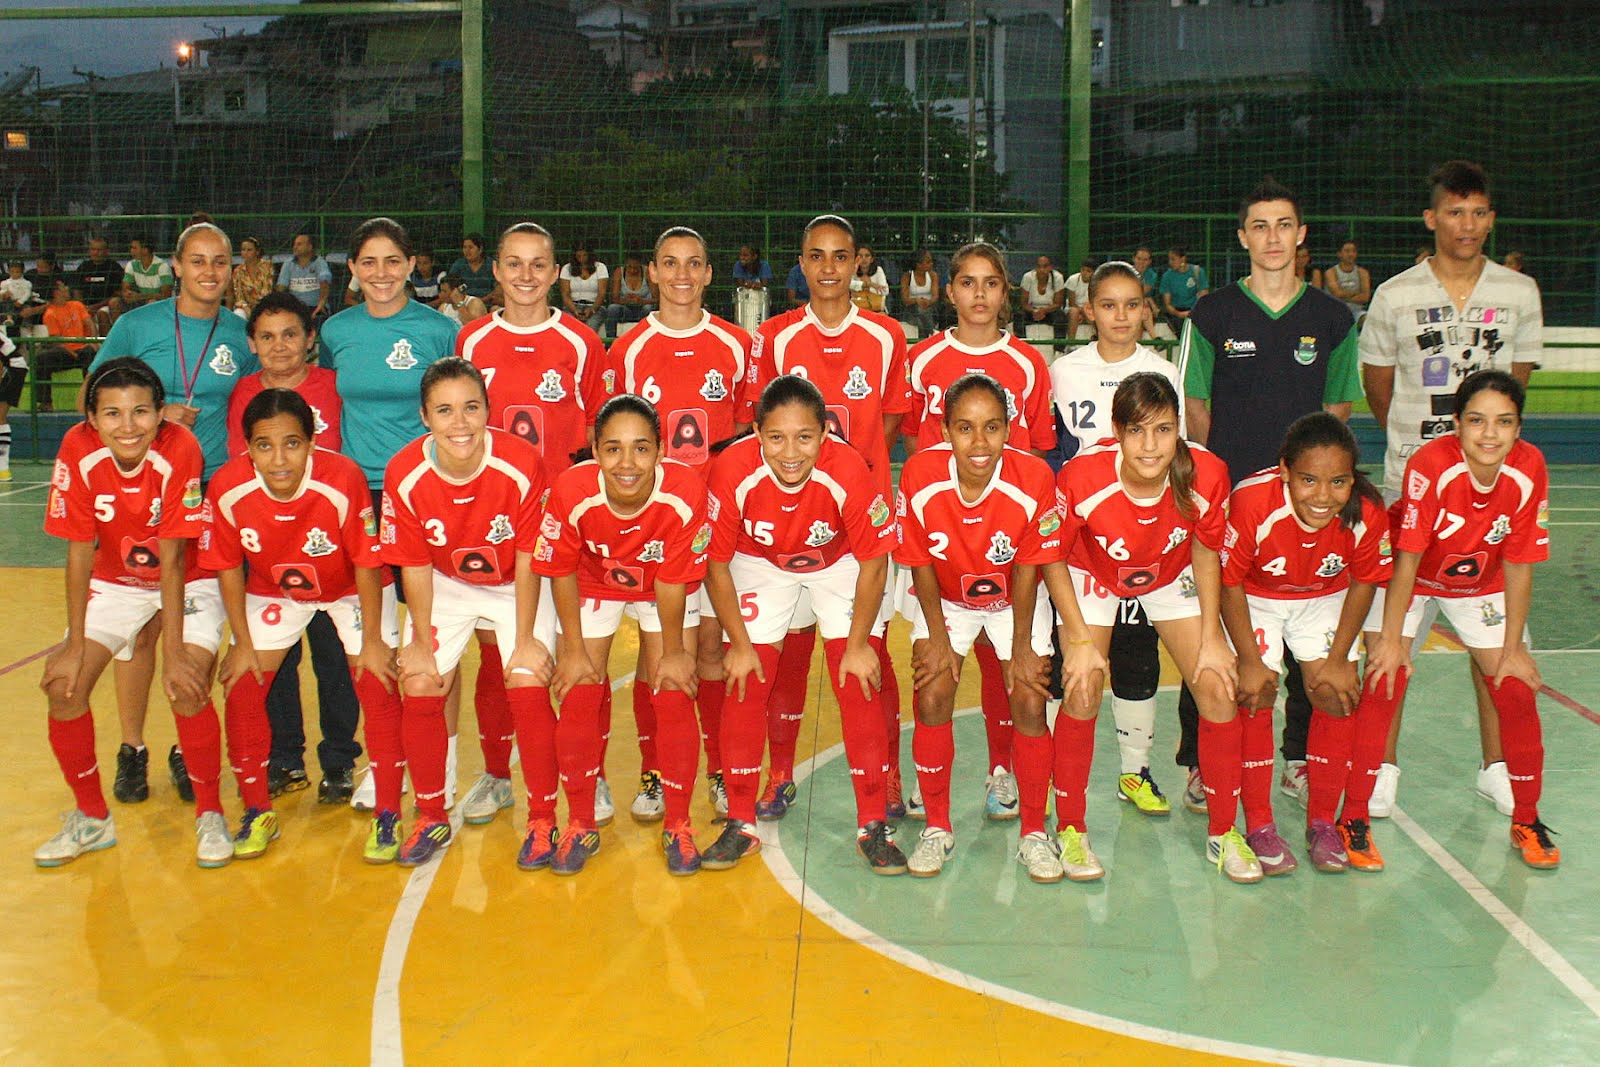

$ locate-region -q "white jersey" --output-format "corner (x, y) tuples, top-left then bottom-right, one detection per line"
(1359, 258), (1542, 492)
(1048, 341), (1185, 454)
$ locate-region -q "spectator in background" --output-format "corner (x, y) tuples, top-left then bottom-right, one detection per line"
(1324, 240), (1372, 327)
(1131, 246), (1162, 340)
(1159, 245), (1208, 328)
(449, 232), (496, 299)
(1295, 245), (1323, 289)
(410, 251), (445, 305)
(1414, 244), (1432, 265)
(36, 279), (99, 407)
(1016, 254), (1067, 336)
(228, 235), (275, 318)
(1, 261), (32, 326)
(436, 274), (487, 327)
(733, 244), (774, 330)
(1503, 250), (1525, 273)
(733, 244), (773, 292)
(850, 243), (889, 313)
(71, 237), (125, 333)
(21, 253), (62, 328)
(123, 238), (173, 308)
(784, 255), (809, 309)
(604, 251), (655, 339)
(559, 238), (609, 330)
(898, 247), (941, 338)
(277, 232), (333, 321)
(1064, 257), (1096, 337)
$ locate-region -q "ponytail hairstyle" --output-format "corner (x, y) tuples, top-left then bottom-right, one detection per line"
(654, 225), (708, 260)
(801, 214), (856, 249)
(1110, 372), (1196, 519)
(350, 216), (414, 262)
(242, 387), (316, 443)
(419, 356), (487, 409)
(755, 373), (827, 431)
(1279, 412), (1383, 530)
(1454, 368), (1525, 419)
(592, 393), (662, 450)
(942, 372), (1009, 428)
(84, 356), (164, 415)
(1087, 260), (1143, 301)
(947, 241), (1013, 322)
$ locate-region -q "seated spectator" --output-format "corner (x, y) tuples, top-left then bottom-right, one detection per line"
(35, 279), (99, 410)
(410, 251), (445, 305)
(122, 238), (172, 308)
(559, 238), (609, 330)
(1131, 245), (1162, 340)
(449, 232), (497, 300)
(228, 235), (275, 318)
(1015, 254), (1067, 336)
(1295, 245), (1323, 289)
(1503, 250), (1525, 273)
(898, 248), (941, 338)
(732, 244), (774, 330)
(784, 256), (810, 309)
(604, 252), (655, 339)
(71, 237), (126, 333)
(850, 243), (889, 313)
(1, 261), (32, 329)
(276, 232), (333, 320)
(21, 253), (62, 330)
(1323, 239), (1371, 326)
(1158, 245), (1208, 328)
(1065, 257), (1096, 337)
(437, 274), (487, 326)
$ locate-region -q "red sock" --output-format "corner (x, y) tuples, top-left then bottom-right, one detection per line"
(474, 650), (513, 779)
(597, 679), (613, 772)
(49, 712), (108, 820)
(1011, 729), (1052, 837)
(975, 640), (1013, 772)
(354, 671), (405, 814)
(1199, 716), (1244, 836)
(768, 630), (815, 779)
(720, 646), (778, 825)
(1305, 709), (1354, 826)
(826, 638), (888, 827)
(633, 679), (657, 772)
(697, 679), (725, 776)
(174, 701), (223, 817)
(654, 688), (699, 825)
(1342, 673), (1408, 822)
(509, 686), (558, 821)
(1050, 714), (1097, 833)
(556, 683), (605, 830)
(1239, 707), (1277, 833)
(401, 693), (449, 821)
(877, 640), (903, 778)
(1491, 677), (1544, 824)
(912, 720), (955, 832)
(224, 670), (276, 812)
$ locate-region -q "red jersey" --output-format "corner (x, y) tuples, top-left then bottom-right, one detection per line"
(1221, 470), (1392, 600)
(902, 330), (1055, 454)
(706, 433), (895, 572)
(608, 311), (752, 470)
(743, 304), (911, 490)
(1057, 441), (1232, 597)
(226, 367), (344, 457)
(1394, 434), (1549, 597)
(532, 460), (709, 602)
(200, 448), (382, 602)
(456, 309), (609, 477)
(896, 445), (1064, 610)
(46, 420), (207, 588)
(380, 428), (547, 587)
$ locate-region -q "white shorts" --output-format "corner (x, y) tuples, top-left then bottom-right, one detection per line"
(403, 574), (557, 676)
(561, 595), (703, 641)
(906, 592), (1055, 660)
(83, 577), (225, 661)
(1069, 566), (1201, 628)
(1364, 587), (1521, 651)
(729, 553), (885, 646)
(243, 585), (400, 655)
(1231, 591), (1359, 674)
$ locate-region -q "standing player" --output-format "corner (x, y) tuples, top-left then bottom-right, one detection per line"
(381, 359), (551, 867)
(227, 292), (342, 455)
(202, 389), (400, 860)
(1358, 160), (1541, 818)
(535, 395), (710, 876)
(607, 226), (751, 823)
(700, 375), (902, 873)
(36, 358), (230, 868)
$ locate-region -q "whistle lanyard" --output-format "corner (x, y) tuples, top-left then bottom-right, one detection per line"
(173, 302), (221, 405)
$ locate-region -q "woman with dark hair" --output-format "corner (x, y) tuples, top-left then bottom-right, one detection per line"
(448, 232), (496, 300)
(559, 238), (609, 330)
(898, 248), (941, 338)
(229, 236), (275, 317)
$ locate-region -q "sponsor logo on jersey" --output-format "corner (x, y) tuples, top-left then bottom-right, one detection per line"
(1003, 388), (1019, 421)
(1163, 527), (1189, 554)
(1481, 600), (1505, 628)
(208, 344), (238, 376)
(1484, 514), (1511, 545)
(1315, 552), (1347, 578)
(200, 500), (212, 524)
(1401, 503), (1419, 531)
(49, 490), (66, 519)
(536, 369), (567, 402)
(362, 507), (378, 537)
(1536, 500), (1549, 530)
(51, 459), (70, 491)
(1039, 510), (1061, 537)
(534, 536), (553, 563)
(868, 496), (891, 527)
(601, 368), (616, 394)
(1223, 338), (1257, 358)
(805, 520), (837, 548)
(183, 478), (202, 509)
(1406, 470), (1429, 501)
(747, 333), (764, 378)
(691, 523), (713, 554)
(148, 497), (163, 527)
(841, 365), (873, 401)
(706, 495), (721, 522)
(985, 530), (1017, 565)
(1223, 523), (1239, 549)
(382, 493), (395, 517)
(539, 513), (562, 541)
(485, 513), (513, 545)
(639, 539), (666, 564)
(700, 369), (729, 402)
(302, 527), (336, 557)
(385, 338), (417, 371)
(1294, 336), (1318, 366)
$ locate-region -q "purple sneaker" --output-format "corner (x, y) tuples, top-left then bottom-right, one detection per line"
(1305, 818), (1349, 873)
(1245, 822), (1298, 876)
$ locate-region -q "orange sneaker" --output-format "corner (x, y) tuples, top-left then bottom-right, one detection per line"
(1511, 821), (1560, 870)
(1339, 818), (1385, 873)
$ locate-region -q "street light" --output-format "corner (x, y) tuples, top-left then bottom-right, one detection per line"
(176, 42), (194, 67)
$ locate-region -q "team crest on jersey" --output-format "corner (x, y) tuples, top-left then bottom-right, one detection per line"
(484, 513), (513, 545)
(208, 344), (238, 376)
(1038, 510), (1061, 537)
(385, 338), (417, 371)
(183, 478), (202, 509)
(1481, 601), (1505, 628)
(841, 365), (873, 401)
(700, 369), (729, 402)
(1163, 527), (1189, 554)
(1003, 388), (1019, 421)
(536, 369), (567, 402)
(868, 496), (891, 528)
(51, 459), (70, 491)
(1406, 470), (1430, 501)
(602, 368), (616, 394)
(1378, 532), (1393, 559)
(692, 523), (713, 554)
(1178, 571), (1199, 599)
(362, 507), (378, 537)
(985, 531), (1017, 566)
(1484, 514), (1511, 545)
(639, 539), (666, 564)
(1320, 629), (1337, 656)
(1294, 336), (1318, 366)
(148, 497), (163, 527)
(302, 527), (336, 557)
(311, 406), (328, 435)
(805, 520), (837, 548)
(1315, 553), (1347, 578)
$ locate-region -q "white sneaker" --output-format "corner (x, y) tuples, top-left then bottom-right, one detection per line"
(196, 811), (233, 868)
(1369, 762), (1401, 818)
(629, 771), (664, 822)
(34, 810), (116, 867)
(1056, 826), (1105, 882)
(1279, 759), (1309, 804)
(1017, 830), (1065, 884)
(460, 773), (514, 825)
(906, 785), (925, 820)
(442, 734), (458, 812)
(1476, 761), (1515, 817)
(351, 764), (410, 811)
(1207, 827), (1263, 884)
(595, 776), (615, 826)
(707, 773), (729, 819)
(908, 827), (955, 877)
(985, 765), (1020, 820)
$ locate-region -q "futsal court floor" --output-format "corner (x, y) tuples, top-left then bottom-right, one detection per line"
(3, 460), (1598, 1066)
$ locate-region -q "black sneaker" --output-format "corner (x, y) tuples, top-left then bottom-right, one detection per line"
(856, 819), (908, 876)
(701, 820), (762, 871)
(269, 765), (310, 798)
(167, 745), (194, 804)
(113, 744), (149, 803)
(318, 766), (355, 804)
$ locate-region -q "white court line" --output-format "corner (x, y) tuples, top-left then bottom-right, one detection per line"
(0, 480), (49, 498)
(370, 672), (635, 1067)
(1390, 806), (1600, 1019)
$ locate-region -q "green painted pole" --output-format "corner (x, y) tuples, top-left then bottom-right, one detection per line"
(1064, 0), (1091, 266)
(460, 0), (485, 236)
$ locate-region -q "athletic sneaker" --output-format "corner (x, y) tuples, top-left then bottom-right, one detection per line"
(1510, 820), (1560, 870)
(397, 820), (453, 868)
(630, 771), (665, 822)
(1339, 818), (1384, 873)
(364, 810), (401, 865)
(906, 785), (926, 820)
(856, 820), (907, 875)
(517, 818), (559, 871)
(318, 766), (355, 805)
(1207, 828), (1264, 884)
(594, 777), (615, 826)
(985, 766), (1020, 820)
(1056, 827), (1104, 882)
(1278, 760), (1309, 804)
(350, 766), (377, 811)
(34, 810), (117, 867)
(113, 744), (149, 804)
(1477, 761), (1515, 817)
(1245, 822), (1298, 876)
(662, 823), (702, 876)
(907, 827), (955, 877)
(1369, 762), (1400, 818)
(169, 746), (195, 804)
(701, 820), (762, 870)
(195, 811), (232, 868)
(1182, 767), (1207, 814)
(269, 765), (309, 798)
(1117, 767), (1171, 816)
(755, 778), (797, 821)
(1016, 831), (1065, 884)
(551, 826), (601, 876)
(1304, 818), (1348, 873)
(460, 773), (514, 825)
(886, 767), (907, 821)
(707, 772), (729, 819)
(231, 808), (280, 860)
